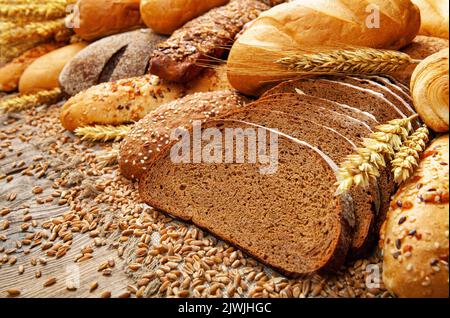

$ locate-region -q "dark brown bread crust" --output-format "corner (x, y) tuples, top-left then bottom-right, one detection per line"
(139, 120), (354, 275)
(149, 0), (269, 83)
(118, 90), (250, 180)
(59, 29), (166, 96)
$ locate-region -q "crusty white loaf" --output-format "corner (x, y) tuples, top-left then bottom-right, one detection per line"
(412, 0), (449, 39)
(140, 0), (229, 35)
(381, 135), (449, 298)
(227, 0), (421, 96)
(60, 65), (233, 131)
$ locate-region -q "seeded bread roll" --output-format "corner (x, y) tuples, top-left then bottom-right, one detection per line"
(60, 65), (234, 131)
(18, 43), (87, 94)
(140, 0), (229, 35)
(0, 43), (62, 92)
(59, 29), (166, 96)
(227, 0), (421, 96)
(149, 0), (270, 83)
(73, 0), (143, 41)
(381, 135), (449, 298)
(119, 90), (249, 180)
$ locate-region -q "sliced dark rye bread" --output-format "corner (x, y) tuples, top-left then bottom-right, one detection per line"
(261, 78), (409, 123)
(139, 119), (354, 275)
(223, 108), (379, 257)
(119, 90), (250, 180)
(359, 75), (413, 106)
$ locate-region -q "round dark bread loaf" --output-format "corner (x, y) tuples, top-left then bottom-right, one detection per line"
(59, 29), (166, 96)
(139, 119), (355, 275)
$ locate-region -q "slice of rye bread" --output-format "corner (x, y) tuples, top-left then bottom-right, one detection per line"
(118, 90), (250, 180)
(359, 75), (413, 106)
(260, 78), (409, 123)
(223, 108), (379, 257)
(244, 93), (396, 246)
(139, 119), (354, 275)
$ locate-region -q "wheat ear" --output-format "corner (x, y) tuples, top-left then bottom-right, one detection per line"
(277, 47), (419, 76)
(335, 114), (418, 195)
(0, 3), (68, 22)
(0, 88), (62, 113)
(75, 125), (132, 142)
(391, 125), (430, 184)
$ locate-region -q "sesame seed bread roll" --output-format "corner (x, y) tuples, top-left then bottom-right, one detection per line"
(60, 65), (233, 131)
(140, 0), (229, 35)
(381, 134), (449, 298)
(227, 0), (421, 96)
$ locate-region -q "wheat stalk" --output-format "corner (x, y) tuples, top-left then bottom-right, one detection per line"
(391, 125), (430, 184)
(0, 88), (62, 112)
(75, 125), (132, 142)
(335, 114), (419, 195)
(0, 2), (67, 22)
(96, 143), (121, 168)
(277, 47), (420, 76)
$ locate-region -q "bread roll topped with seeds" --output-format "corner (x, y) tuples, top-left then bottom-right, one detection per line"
(381, 134), (449, 298)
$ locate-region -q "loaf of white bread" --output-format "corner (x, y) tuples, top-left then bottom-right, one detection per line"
(382, 134), (449, 298)
(412, 0), (449, 39)
(60, 65), (233, 131)
(227, 0), (421, 96)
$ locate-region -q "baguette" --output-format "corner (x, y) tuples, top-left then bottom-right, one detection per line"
(227, 0), (421, 96)
(73, 0), (143, 41)
(59, 29), (166, 96)
(149, 0), (270, 83)
(19, 43), (86, 94)
(381, 134), (449, 298)
(0, 43), (61, 92)
(140, 0), (229, 35)
(60, 65), (233, 131)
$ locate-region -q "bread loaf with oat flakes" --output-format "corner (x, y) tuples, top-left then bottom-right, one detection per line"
(381, 134), (449, 298)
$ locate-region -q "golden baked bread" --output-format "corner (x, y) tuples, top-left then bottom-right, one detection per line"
(73, 0), (143, 41)
(227, 0), (421, 96)
(381, 134), (449, 298)
(412, 0), (449, 39)
(0, 43), (61, 92)
(411, 48), (449, 132)
(140, 0), (229, 35)
(18, 43), (87, 94)
(60, 65), (233, 131)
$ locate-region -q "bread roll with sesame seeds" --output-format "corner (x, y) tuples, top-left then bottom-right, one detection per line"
(118, 90), (250, 180)
(60, 65), (233, 131)
(381, 134), (449, 298)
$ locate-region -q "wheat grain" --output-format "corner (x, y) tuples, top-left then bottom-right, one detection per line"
(0, 88), (62, 113)
(335, 115), (418, 194)
(75, 125), (132, 142)
(392, 125), (430, 184)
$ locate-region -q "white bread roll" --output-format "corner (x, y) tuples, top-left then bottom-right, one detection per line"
(411, 48), (449, 132)
(18, 43), (87, 94)
(140, 0), (229, 35)
(381, 135), (449, 298)
(412, 0), (449, 39)
(227, 0), (421, 96)
(60, 65), (233, 131)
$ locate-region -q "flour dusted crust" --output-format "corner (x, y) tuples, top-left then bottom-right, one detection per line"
(382, 135), (449, 298)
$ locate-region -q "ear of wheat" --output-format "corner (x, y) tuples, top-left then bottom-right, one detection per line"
(75, 125), (132, 142)
(226, 43), (420, 79)
(0, 2), (67, 22)
(96, 143), (121, 168)
(391, 125), (430, 184)
(335, 114), (419, 195)
(0, 88), (62, 113)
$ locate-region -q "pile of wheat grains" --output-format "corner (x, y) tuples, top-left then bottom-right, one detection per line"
(0, 102), (391, 298)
